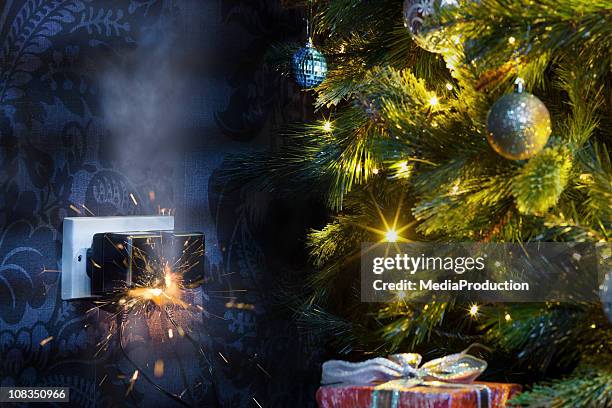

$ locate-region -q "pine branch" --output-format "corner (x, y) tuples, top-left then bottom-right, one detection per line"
(510, 363), (612, 408)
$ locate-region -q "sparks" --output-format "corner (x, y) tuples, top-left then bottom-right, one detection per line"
(256, 363), (272, 378)
(253, 397), (263, 408)
(40, 336), (54, 347)
(129, 193), (138, 206)
(168, 329), (174, 339)
(80, 203), (95, 216)
(69, 204), (82, 215)
(154, 359), (164, 378)
(125, 370), (139, 397)
(218, 352), (229, 364)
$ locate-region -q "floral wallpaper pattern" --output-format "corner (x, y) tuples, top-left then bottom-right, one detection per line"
(0, 0), (320, 406)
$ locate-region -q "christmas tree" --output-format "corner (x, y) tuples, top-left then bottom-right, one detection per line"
(230, 1), (611, 406)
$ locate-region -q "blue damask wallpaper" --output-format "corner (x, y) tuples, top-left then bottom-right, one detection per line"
(0, 0), (322, 406)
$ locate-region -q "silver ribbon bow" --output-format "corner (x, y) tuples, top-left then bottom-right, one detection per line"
(321, 345), (488, 389)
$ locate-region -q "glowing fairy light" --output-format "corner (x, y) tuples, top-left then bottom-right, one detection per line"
(385, 229), (399, 243)
(445, 82), (453, 90)
(390, 160), (411, 179)
(323, 120), (333, 132)
(469, 304), (479, 317)
(505, 313), (511, 322)
(372, 168), (379, 175)
(508, 36), (516, 45)
(429, 95), (439, 107)
(358, 194), (413, 244)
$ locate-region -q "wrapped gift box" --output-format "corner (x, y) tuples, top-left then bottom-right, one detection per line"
(316, 381), (522, 408)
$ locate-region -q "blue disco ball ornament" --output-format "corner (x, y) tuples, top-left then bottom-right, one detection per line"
(292, 40), (327, 89)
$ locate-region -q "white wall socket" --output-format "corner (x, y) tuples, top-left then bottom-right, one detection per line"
(61, 216), (174, 300)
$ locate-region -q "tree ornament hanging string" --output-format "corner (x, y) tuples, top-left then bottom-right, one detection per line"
(306, 0), (312, 45)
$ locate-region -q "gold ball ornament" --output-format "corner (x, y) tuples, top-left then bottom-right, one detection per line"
(402, 0), (459, 53)
(486, 80), (552, 160)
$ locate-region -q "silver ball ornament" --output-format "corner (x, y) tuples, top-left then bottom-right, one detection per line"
(403, 0), (458, 53)
(486, 81), (552, 160)
(292, 39), (328, 89)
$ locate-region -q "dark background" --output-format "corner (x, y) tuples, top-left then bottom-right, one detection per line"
(0, 0), (324, 406)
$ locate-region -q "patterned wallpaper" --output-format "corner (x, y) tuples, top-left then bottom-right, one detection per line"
(0, 0), (322, 406)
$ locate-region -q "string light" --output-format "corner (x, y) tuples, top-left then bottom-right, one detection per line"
(469, 304), (479, 317)
(429, 95), (439, 106)
(508, 36), (516, 45)
(451, 181), (460, 195)
(390, 160), (411, 179)
(504, 313), (511, 322)
(323, 120), (333, 132)
(372, 168), (379, 175)
(385, 229), (399, 243)
(445, 82), (453, 90)
(359, 194), (413, 244)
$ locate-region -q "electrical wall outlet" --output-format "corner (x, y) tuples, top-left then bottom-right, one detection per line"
(61, 216), (174, 300)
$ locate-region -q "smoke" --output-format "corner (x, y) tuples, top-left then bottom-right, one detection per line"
(99, 26), (194, 175)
